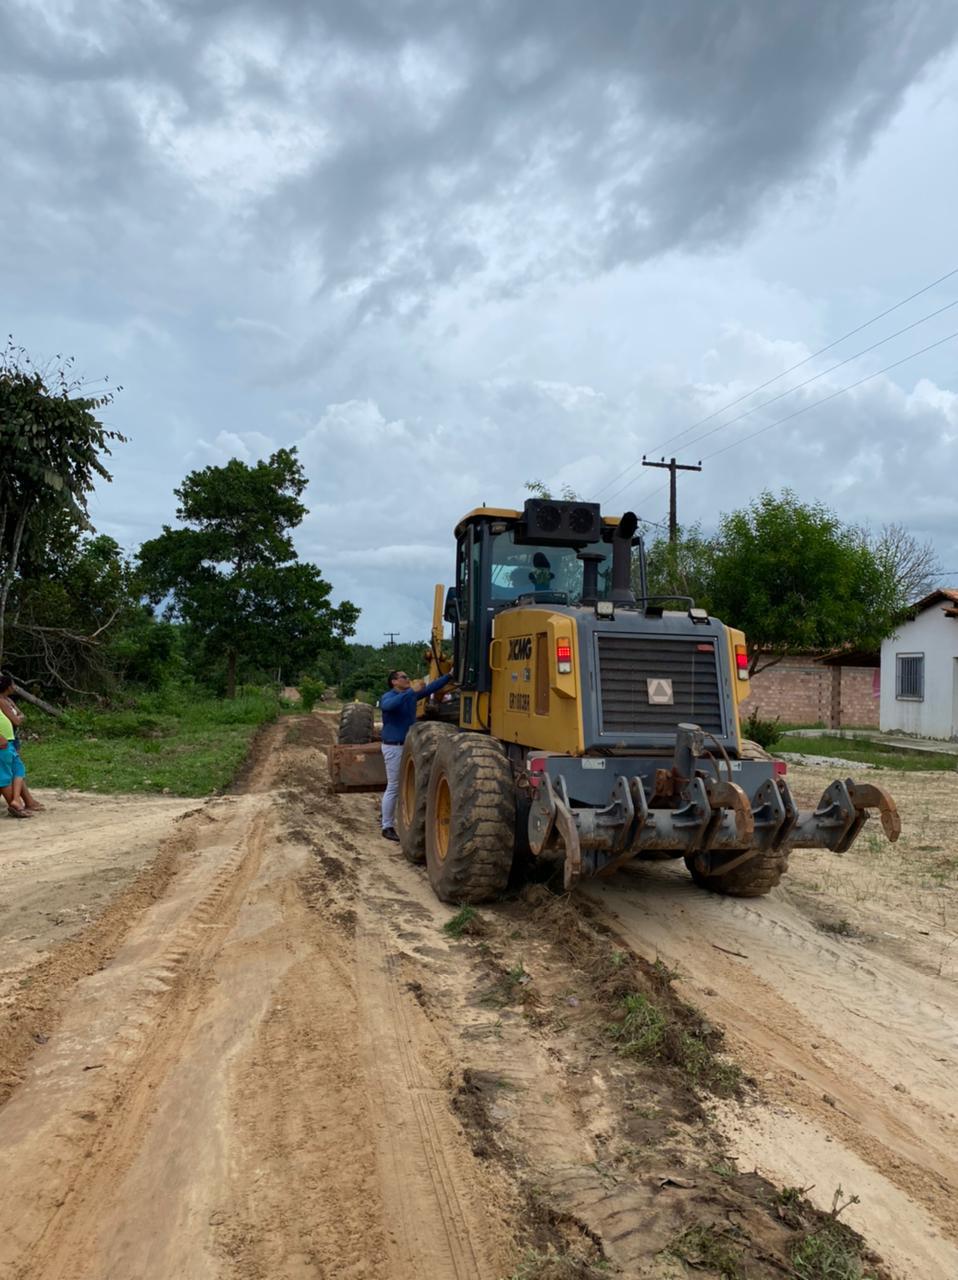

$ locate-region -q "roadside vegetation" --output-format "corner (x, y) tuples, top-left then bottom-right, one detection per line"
(773, 733), (957, 771)
(22, 690), (287, 796)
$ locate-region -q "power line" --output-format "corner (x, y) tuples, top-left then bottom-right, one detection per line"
(610, 325), (958, 515)
(595, 263), (958, 500)
(602, 295), (958, 506)
(602, 295), (958, 507)
(700, 327), (958, 462)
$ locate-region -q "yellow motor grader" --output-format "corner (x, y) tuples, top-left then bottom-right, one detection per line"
(329, 498), (900, 903)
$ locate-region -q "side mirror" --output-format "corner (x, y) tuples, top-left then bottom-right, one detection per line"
(443, 586), (460, 624)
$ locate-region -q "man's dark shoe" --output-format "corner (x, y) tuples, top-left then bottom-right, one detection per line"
(381, 827), (400, 842)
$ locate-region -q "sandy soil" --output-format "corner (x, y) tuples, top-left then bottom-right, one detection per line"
(0, 791), (198, 1005)
(585, 761), (958, 1280)
(0, 722), (951, 1278)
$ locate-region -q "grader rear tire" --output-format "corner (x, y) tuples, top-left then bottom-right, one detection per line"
(739, 739), (774, 761)
(338, 701), (375, 744)
(685, 849), (790, 897)
(396, 722), (455, 865)
(424, 734), (516, 903)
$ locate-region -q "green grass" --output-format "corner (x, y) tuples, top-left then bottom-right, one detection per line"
(668, 1223), (744, 1279)
(443, 906), (482, 938)
(790, 1224), (875, 1279)
(20, 691), (284, 797)
(773, 734), (958, 771)
(607, 992), (743, 1096)
(506, 1247), (609, 1279)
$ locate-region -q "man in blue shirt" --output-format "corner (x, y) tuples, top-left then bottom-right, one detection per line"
(379, 668), (453, 841)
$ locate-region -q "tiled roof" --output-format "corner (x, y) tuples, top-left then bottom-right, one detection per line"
(908, 588), (958, 617)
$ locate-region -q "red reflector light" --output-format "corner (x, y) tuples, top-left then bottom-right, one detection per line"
(774, 760), (787, 777)
(696, 643), (713, 652)
(735, 651), (749, 669)
(556, 643), (572, 660)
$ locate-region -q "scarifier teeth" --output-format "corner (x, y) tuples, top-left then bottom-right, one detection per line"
(846, 781), (902, 843)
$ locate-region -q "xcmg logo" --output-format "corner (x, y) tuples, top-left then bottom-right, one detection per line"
(508, 636), (533, 662)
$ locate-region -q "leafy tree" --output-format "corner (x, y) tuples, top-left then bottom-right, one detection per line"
(139, 449), (358, 696)
(643, 523), (716, 608)
(0, 340), (124, 663)
(335, 641), (430, 701)
(525, 479), (581, 501)
(708, 491), (897, 674)
(7, 533), (139, 693)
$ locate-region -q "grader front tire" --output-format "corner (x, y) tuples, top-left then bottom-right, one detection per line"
(396, 723), (455, 865)
(424, 734), (515, 903)
(685, 849), (789, 898)
(337, 701), (375, 745)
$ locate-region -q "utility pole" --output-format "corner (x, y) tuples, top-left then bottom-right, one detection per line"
(641, 456), (702, 543)
(383, 631), (400, 646)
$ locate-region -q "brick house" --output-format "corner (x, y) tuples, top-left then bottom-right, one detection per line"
(738, 650), (880, 729)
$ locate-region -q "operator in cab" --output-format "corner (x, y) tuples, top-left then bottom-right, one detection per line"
(379, 669), (453, 841)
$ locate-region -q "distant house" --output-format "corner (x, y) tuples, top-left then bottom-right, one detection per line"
(879, 589), (958, 740)
(738, 651), (879, 730)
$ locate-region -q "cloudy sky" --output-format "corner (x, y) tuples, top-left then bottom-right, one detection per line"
(4, 0), (958, 642)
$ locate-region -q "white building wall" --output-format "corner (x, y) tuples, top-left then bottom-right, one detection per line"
(880, 608), (958, 739)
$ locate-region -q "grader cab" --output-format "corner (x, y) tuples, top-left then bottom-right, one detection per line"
(330, 498), (900, 903)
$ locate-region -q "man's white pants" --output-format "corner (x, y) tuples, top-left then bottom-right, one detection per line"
(381, 743), (403, 830)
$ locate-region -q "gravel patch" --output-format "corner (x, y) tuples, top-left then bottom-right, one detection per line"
(778, 751), (876, 770)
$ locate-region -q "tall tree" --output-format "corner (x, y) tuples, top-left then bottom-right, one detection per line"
(0, 340), (124, 663)
(643, 523), (716, 607)
(8, 529), (146, 695)
(708, 490), (898, 674)
(870, 521), (942, 607)
(139, 449), (358, 695)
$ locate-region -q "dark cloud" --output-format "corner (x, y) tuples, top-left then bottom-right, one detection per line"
(3, 1), (957, 640)
(3, 1), (956, 317)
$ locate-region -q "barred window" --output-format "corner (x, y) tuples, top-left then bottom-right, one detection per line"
(896, 654), (924, 701)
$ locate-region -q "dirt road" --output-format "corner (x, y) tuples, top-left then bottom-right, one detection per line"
(0, 720), (954, 1278)
(583, 762), (958, 1279)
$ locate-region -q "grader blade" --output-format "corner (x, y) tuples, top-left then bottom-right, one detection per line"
(327, 743), (386, 794)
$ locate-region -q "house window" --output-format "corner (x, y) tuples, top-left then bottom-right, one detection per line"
(896, 653), (924, 701)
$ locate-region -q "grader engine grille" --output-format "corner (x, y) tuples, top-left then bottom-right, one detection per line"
(596, 634), (724, 735)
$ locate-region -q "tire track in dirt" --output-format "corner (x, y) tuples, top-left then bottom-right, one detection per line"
(295, 720), (892, 1278)
(355, 923), (489, 1279)
(583, 863), (958, 1278)
(0, 801), (272, 1279)
(0, 717), (519, 1280)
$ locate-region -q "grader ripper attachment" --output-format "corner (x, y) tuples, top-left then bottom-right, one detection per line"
(330, 499), (900, 904)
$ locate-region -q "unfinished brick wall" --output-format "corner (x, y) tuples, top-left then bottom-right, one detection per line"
(738, 658), (879, 728)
